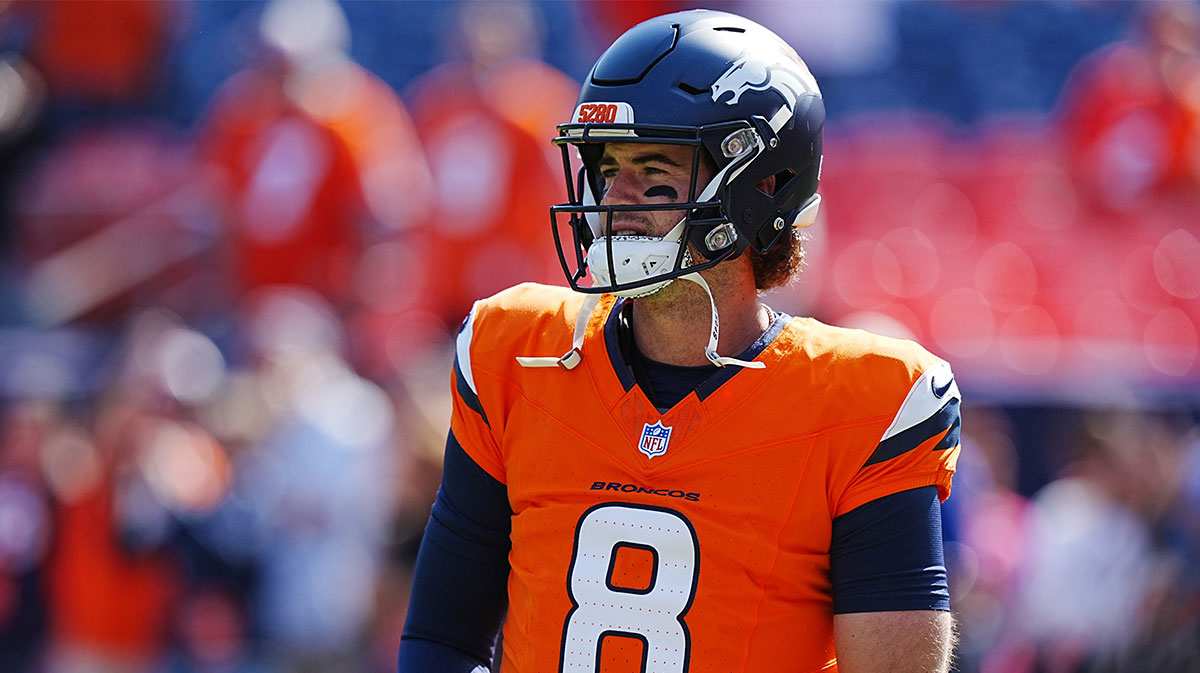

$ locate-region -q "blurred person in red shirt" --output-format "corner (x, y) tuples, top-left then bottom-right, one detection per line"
(8, 0), (174, 107)
(41, 309), (239, 673)
(41, 399), (182, 673)
(1056, 1), (1200, 215)
(404, 0), (573, 328)
(196, 0), (430, 313)
(0, 0), (175, 264)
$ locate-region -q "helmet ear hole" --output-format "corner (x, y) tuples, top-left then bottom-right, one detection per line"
(757, 169), (795, 197)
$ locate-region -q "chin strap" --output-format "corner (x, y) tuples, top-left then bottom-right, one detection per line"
(515, 276), (765, 371)
(515, 293), (601, 370)
(680, 272), (765, 369)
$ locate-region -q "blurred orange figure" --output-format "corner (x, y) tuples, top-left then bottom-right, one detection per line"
(405, 0), (575, 327)
(45, 483), (179, 672)
(42, 401), (182, 673)
(1057, 1), (1200, 214)
(197, 0), (430, 309)
(13, 0), (174, 105)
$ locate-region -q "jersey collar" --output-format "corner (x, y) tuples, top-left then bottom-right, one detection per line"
(599, 296), (791, 403)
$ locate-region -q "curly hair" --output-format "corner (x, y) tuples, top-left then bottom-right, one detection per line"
(750, 226), (807, 291)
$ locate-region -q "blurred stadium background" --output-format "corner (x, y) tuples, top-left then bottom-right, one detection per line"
(0, 1), (1197, 672)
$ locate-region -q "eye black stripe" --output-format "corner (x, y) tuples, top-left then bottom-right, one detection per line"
(643, 185), (678, 200)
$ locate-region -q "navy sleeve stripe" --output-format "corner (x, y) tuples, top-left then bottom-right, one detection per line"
(453, 352), (489, 427)
(863, 398), (960, 468)
(830, 486), (950, 614)
(398, 432), (511, 669)
(933, 413), (960, 453)
(433, 431), (512, 557)
(397, 636), (492, 672)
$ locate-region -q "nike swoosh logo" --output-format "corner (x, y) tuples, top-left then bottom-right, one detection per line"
(932, 376), (955, 398)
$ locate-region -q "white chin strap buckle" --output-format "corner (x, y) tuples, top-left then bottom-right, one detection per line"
(515, 295), (599, 370)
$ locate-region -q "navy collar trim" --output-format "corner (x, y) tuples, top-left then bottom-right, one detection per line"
(603, 297), (638, 392)
(601, 299), (791, 400)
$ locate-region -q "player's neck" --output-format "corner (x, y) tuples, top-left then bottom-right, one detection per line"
(630, 266), (768, 367)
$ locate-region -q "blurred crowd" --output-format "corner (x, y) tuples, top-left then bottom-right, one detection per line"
(0, 1), (1197, 673)
(947, 407), (1200, 673)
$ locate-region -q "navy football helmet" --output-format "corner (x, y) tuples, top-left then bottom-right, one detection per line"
(551, 9), (825, 297)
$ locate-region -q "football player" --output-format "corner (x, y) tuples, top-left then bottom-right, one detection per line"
(398, 9), (961, 673)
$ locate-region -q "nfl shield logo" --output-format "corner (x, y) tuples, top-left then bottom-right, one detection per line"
(639, 421), (673, 459)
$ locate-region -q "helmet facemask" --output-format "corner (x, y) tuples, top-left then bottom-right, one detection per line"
(550, 120), (774, 298)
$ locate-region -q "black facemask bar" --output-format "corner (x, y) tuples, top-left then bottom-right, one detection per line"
(549, 120), (759, 295)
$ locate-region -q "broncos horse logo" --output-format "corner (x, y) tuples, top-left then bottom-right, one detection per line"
(710, 55), (819, 110)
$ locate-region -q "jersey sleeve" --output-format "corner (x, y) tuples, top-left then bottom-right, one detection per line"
(450, 302), (507, 484)
(832, 359), (962, 517)
(448, 285), (589, 486)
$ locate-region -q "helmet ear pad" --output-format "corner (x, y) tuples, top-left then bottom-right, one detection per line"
(745, 137), (822, 255)
(690, 101), (824, 261)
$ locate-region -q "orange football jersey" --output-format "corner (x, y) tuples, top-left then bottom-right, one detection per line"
(451, 283), (961, 673)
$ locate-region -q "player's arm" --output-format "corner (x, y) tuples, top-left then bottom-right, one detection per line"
(397, 432), (512, 672)
(828, 485), (955, 673)
(834, 610), (953, 673)
(826, 357), (960, 672)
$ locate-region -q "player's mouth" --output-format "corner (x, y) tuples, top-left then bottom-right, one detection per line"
(607, 218), (650, 237)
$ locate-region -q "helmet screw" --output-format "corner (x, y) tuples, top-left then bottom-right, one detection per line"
(773, 217), (785, 231)
(769, 138), (778, 149)
(742, 208), (754, 223)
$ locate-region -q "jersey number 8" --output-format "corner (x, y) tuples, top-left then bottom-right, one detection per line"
(560, 502), (700, 673)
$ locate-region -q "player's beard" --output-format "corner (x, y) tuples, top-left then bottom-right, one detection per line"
(634, 242), (735, 321)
